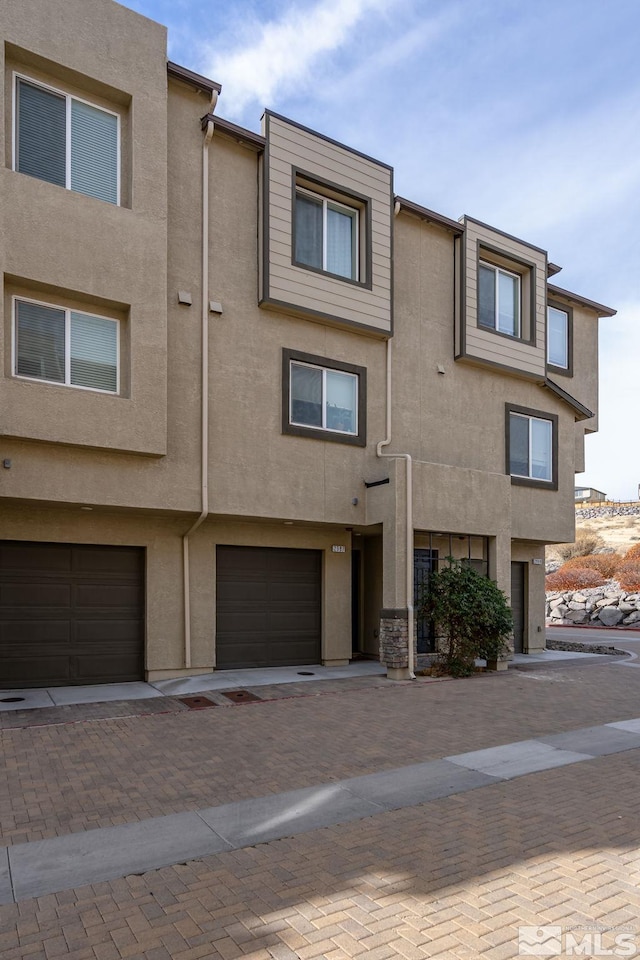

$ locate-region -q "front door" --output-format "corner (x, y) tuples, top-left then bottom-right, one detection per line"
(511, 561), (527, 654)
(414, 549), (438, 653)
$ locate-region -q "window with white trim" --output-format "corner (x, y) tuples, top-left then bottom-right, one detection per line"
(14, 297), (119, 394)
(547, 304), (570, 370)
(291, 360), (357, 434)
(294, 186), (359, 281)
(479, 261), (521, 337)
(508, 410), (553, 483)
(14, 76), (119, 205)
(282, 349), (366, 446)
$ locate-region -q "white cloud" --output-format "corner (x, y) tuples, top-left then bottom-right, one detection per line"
(204, 0), (399, 116)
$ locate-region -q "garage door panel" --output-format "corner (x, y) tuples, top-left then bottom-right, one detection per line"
(0, 541), (144, 688)
(0, 621), (71, 643)
(1, 582), (72, 608)
(268, 581), (320, 602)
(75, 651), (143, 682)
(217, 608), (266, 633)
(74, 618), (144, 642)
(216, 581), (269, 603)
(75, 582), (142, 609)
(2, 656), (73, 686)
(268, 608), (319, 631)
(216, 546), (321, 669)
(71, 547), (144, 576)
(0, 543), (72, 574)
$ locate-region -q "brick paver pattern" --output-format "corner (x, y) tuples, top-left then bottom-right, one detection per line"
(2, 660), (640, 958)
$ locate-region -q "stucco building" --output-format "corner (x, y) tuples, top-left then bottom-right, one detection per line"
(0, 0), (615, 687)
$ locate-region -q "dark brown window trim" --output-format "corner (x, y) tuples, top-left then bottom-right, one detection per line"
(505, 403), (558, 491)
(282, 348), (367, 447)
(476, 242), (537, 346)
(546, 299), (574, 378)
(291, 168), (373, 291)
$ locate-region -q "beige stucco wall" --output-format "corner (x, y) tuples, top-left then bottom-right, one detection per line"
(0, 0), (603, 680)
(0, 0), (169, 457)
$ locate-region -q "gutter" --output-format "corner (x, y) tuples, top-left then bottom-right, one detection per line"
(376, 335), (416, 680)
(182, 91), (218, 670)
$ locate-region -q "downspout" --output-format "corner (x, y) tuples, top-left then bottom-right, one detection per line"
(182, 94), (218, 670)
(376, 334), (415, 680)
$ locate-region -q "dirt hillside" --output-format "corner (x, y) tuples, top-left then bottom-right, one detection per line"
(547, 511), (640, 564)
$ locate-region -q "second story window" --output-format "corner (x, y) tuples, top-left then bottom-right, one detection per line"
(282, 349), (367, 446)
(294, 186), (359, 281)
(547, 304), (570, 371)
(14, 77), (119, 205)
(479, 261), (521, 337)
(14, 297), (119, 394)
(291, 360), (358, 435)
(506, 404), (557, 488)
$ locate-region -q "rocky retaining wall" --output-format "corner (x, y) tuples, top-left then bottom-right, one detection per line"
(576, 503), (640, 520)
(546, 584), (640, 627)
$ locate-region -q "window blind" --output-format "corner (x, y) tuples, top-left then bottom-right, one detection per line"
(70, 100), (118, 204)
(17, 80), (66, 188)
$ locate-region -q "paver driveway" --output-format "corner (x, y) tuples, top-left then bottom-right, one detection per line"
(2, 655), (640, 958)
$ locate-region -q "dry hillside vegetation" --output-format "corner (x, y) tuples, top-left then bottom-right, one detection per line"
(546, 513), (640, 566)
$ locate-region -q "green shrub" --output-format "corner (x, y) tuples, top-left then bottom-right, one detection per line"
(418, 559), (513, 677)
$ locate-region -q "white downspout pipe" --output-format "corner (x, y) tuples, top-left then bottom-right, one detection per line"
(182, 96), (217, 670)
(376, 336), (415, 680)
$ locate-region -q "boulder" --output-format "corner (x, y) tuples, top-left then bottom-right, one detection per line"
(619, 602), (637, 613)
(550, 604), (568, 619)
(623, 611), (640, 624)
(596, 598), (617, 608)
(549, 597), (566, 609)
(565, 610), (588, 622)
(597, 606), (624, 627)
(572, 593), (588, 603)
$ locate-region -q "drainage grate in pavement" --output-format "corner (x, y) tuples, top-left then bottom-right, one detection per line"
(178, 696), (217, 710)
(297, 671), (315, 676)
(0, 697), (26, 703)
(221, 689), (262, 704)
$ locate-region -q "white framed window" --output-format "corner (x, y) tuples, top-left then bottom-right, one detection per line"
(478, 261), (521, 337)
(13, 75), (120, 205)
(283, 349), (366, 446)
(290, 360), (358, 435)
(508, 410), (554, 483)
(294, 187), (359, 281)
(548, 304), (570, 370)
(13, 297), (119, 394)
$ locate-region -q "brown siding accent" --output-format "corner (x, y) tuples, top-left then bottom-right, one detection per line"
(0, 541), (145, 687)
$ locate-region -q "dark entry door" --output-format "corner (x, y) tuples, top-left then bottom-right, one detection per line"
(216, 546), (321, 668)
(414, 549), (438, 654)
(0, 541), (145, 688)
(511, 561), (526, 654)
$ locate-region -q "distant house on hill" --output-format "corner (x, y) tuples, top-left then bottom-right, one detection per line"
(575, 487), (607, 503)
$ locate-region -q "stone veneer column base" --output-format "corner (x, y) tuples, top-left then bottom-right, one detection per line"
(379, 608), (417, 680)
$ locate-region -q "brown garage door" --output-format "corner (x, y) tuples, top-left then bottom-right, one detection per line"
(216, 546), (321, 668)
(0, 541), (145, 688)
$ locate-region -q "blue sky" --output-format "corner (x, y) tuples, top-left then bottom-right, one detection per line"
(128, 0), (640, 499)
